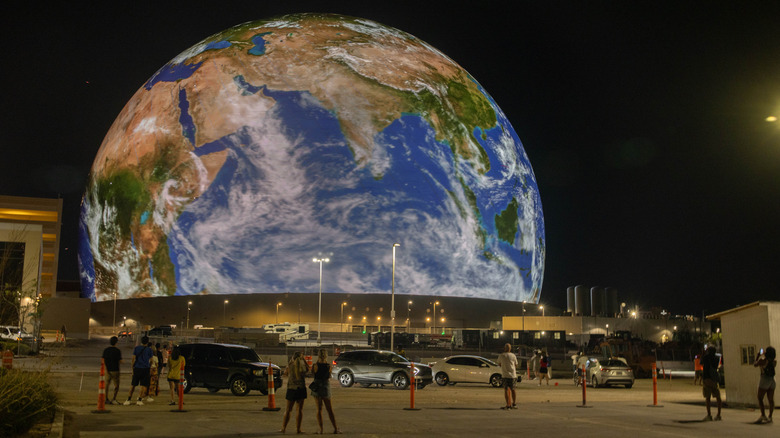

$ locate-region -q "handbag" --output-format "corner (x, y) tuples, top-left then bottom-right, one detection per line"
(308, 380), (320, 391)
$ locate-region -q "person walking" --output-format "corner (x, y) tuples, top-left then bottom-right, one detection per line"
(701, 345), (722, 421)
(149, 344), (160, 398)
(124, 336), (154, 405)
(529, 349), (540, 380)
(101, 336), (122, 404)
(496, 343), (518, 409)
(167, 346), (185, 406)
(281, 351), (309, 434)
(311, 349), (341, 434)
(754, 346), (776, 424)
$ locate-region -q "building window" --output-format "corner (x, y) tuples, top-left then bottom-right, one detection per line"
(493, 332), (499, 339)
(512, 332), (519, 339)
(534, 332), (541, 340)
(554, 332), (561, 340)
(740, 345), (756, 365)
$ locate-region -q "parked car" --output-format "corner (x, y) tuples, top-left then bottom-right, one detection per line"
(430, 355), (511, 387)
(0, 325), (34, 342)
(146, 325), (173, 336)
(586, 358), (634, 388)
(332, 350), (433, 390)
(178, 343), (282, 396)
(117, 329), (133, 338)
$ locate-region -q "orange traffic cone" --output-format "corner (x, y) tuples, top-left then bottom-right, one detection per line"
(263, 361), (280, 411)
(92, 358), (110, 413)
(172, 361), (187, 412)
(404, 361), (420, 410)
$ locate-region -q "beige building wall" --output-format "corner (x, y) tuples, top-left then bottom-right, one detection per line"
(0, 195), (63, 298)
(710, 302), (780, 407)
(0, 222), (42, 333)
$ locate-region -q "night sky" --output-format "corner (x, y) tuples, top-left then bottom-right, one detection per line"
(2, 1), (778, 315)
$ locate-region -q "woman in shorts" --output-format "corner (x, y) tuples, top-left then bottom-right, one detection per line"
(167, 346), (185, 406)
(281, 351), (309, 434)
(754, 346), (776, 424)
(311, 349), (341, 434)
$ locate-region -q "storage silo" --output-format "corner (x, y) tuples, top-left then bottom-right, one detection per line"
(574, 285), (589, 316)
(606, 287), (619, 316)
(566, 286), (575, 314)
(590, 286), (605, 316)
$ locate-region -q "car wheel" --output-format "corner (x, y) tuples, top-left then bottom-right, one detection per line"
(392, 372), (410, 390)
(490, 374), (503, 388)
(230, 376), (250, 396)
(182, 376), (191, 394)
(591, 376), (599, 388)
(207, 387), (219, 393)
(338, 371), (354, 387)
(435, 372), (450, 386)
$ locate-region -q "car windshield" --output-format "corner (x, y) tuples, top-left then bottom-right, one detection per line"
(483, 358), (498, 366)
(602, 360), (628, 367)
(386, 352), (408, 363)
(229, 347), (260, 363)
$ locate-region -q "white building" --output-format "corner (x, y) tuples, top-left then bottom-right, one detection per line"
(707, 301), (780, 406)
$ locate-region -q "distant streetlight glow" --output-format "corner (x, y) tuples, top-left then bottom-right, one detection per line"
(766, 116), (778, 122)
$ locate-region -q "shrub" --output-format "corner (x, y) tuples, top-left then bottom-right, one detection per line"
(0, 369), (57, 436)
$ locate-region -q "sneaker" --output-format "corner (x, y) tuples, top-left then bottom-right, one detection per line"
(105, 399), (113, 405)
(757, 415), (768, 424)
(703, 415), (712, 421)
(136, 400), (144, 406)
(500, 406), (511, 410)
(511, 404), (518, 409)
(123, 399), (132, 406)
(145, 397), (154, 402)
(169, 401), (177, 406)
(714, 415), (722, 421)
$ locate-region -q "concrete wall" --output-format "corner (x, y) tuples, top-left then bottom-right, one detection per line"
(39, 296), (91, 339)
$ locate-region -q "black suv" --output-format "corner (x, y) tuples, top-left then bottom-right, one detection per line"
(331, 350), (433, 389)
(146, 325), (173, 336)
(178, 343), (282, 396)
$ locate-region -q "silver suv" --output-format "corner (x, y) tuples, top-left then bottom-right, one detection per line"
(0, 326), (34, 342)
(332, 350), (433, 389)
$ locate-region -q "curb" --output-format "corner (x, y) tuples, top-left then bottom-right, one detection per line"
(49, 407), (65, 438)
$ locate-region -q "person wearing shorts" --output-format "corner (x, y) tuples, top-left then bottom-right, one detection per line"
(281, 352), (309, 434)
(497, 343), (518, 410)
(701, 345), (722, 421)
(101, 336), (122, 404)
(754, 346), (776, 424)
(124, 336), (153, 406)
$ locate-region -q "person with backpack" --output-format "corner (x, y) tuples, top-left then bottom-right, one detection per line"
(538, 349), (550, 386)
(754, 346), (776, 424)
(123, 336), (154, 405)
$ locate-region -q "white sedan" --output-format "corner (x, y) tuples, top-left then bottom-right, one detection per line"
(430, 355), (511, 387)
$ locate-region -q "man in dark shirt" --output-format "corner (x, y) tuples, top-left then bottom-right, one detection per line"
(701, 345), (722, 421)
(101, 336), (122, 404)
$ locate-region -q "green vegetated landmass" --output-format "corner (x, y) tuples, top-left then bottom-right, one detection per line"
(152, 239), (176, 295)
(408, 73), (496, 172)
(495, 197), (519, 245)
(94, 169), (150, 239)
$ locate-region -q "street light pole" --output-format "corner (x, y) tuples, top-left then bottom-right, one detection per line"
(223, 300), (229, 326)
(276, 302), (282, 324)
(313, 257), (329, 345)
(407, 300), (412, 329)
(340, 302), (347, 334)
(391, 243), (400, 352)
(432, 301), (440, 335)
(540, 305), (545, 317)
(186, 301), (192, 330)
(113, 292), (117, 335)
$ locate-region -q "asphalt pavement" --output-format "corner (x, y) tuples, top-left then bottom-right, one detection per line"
(13, 338), (774, 437)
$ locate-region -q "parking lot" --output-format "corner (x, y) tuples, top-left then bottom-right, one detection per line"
(15, 339), (773, 437)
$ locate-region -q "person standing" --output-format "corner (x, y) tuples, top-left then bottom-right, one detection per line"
(693, 354), (703, 386)
(311, 349), (341, 434)
(124, 336), (154, 405)
(538, 349), (550, 386)
(281, 351), (309, 434)
(529, 349), (540, 380)
(701, 345), (722, 421)
(101, 336), (122, 404)
(496, 343), (518, 409)
(754, 346), (776, 424)
(167, 346), (185, 406)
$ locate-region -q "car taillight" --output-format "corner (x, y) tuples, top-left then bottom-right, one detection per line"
(332, 360), (337, 365)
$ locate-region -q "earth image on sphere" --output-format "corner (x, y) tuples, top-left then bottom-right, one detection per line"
(78, 13), (545, 303)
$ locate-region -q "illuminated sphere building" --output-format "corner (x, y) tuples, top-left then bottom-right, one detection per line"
(78, 14), (545, 323)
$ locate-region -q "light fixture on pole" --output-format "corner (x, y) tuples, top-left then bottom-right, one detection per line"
(276, 302), (282, 324)
(186, 301), (193, 330)
(390, 243), (400, 352)
(539, 305), (544, 317)
(407, 300), (412, 329)
(313, 257), (329, 345)
(432, 301), (440, 334)
(223, 300), (229, 326)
